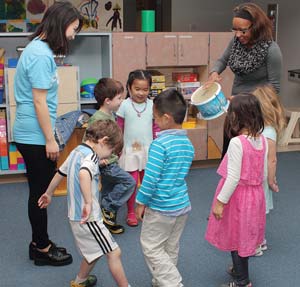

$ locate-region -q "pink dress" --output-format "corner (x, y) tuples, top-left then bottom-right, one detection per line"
(205, 135), (266, 257)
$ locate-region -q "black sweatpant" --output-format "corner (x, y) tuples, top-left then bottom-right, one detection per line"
(16, 143), (56, 249)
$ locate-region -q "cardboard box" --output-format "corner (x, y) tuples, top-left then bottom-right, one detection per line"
(176, 81), (201, 88)
(151, 82), (166, 90)
(172, 72), (198, 83)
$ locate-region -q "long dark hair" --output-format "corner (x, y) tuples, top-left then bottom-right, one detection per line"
(30, 1), (83, 55)
(126, 69), (152, 98)
(233, 3), (273, 42)
(224, 93), (264, 138)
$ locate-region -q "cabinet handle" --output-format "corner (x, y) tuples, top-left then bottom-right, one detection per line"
(173, 43), (176, 58)
(124, 36), (134, 39)
(179, 35), (193, 39)
(180, 44), (184, 57)
(164, 35), (177, 38)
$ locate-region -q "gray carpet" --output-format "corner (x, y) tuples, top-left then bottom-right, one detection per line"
(0, 151), (299, 287)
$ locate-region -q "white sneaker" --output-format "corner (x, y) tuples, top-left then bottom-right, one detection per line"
(260, 239), (268, 251)
(254, 245), (263, 257)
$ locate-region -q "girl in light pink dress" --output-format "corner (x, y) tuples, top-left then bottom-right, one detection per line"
(205, 94), (267, 287)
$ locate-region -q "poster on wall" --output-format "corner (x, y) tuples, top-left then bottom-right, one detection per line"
(73, 0), (123, 32)
(267, 3), (279, 42)
(0, 0), (52, 32)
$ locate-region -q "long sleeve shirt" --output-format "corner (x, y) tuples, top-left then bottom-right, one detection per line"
(136, 129), (194, 213)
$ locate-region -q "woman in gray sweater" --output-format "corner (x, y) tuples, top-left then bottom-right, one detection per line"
(207, 2), (282, 157)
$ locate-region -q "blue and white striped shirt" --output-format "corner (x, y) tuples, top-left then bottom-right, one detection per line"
(59, 143), (101, 222)
(136, 129), (194, 213)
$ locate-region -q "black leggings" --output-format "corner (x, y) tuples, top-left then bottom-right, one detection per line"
(16, 143), (56, 249)
(231, 251), (250, 286)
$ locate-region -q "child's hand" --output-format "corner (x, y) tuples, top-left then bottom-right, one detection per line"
(213, 200), (225, 220)
(38, 193), (52, 209)
(135, 204), (145, 221)
(81, 203), (92, 224)
(99, 159), (109, 167)
(270, 182), (279, 193)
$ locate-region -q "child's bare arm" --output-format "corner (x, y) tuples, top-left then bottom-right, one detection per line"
(79, 169), (93, 223)
(38, 172), (64, 208)
(267, 138), (279, 192)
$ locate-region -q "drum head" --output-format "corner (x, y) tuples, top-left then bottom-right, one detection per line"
(191, 82), (219, 104)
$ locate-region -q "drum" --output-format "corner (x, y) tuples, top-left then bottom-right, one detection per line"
(191, 82), (229, 120)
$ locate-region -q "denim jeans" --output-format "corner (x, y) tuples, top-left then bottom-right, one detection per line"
(231, 251), (250, 286)
(100, 162), (135, 212)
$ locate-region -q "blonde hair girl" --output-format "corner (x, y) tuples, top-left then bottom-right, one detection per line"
(252, 85), (286, 255)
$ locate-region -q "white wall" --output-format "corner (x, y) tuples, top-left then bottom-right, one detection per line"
(171, 0), (300, 107)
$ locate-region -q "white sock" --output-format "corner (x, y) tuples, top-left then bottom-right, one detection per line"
(75, 275), (87, 284)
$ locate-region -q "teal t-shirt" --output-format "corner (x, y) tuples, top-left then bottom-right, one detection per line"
(13, 38), (58, 145)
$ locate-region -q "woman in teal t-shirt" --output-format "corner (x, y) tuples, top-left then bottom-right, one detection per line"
(13, 1), (82, 267)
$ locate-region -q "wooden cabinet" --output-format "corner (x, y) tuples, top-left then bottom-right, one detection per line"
(146, 32), (209, 67)
(186, 121), (208, 161)
(209, 32), (234, 99)
(112, 33), (146, 88)
(5, 66), (80, 142)
(207, 32), (234, 159)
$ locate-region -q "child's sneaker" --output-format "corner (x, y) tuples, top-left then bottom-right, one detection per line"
(220, 281), (252, 287)
(70, 275), (97, 287)
(253, 245), (263, 257)
(102, 208), (125, 234)
(260, 239), (268, 251)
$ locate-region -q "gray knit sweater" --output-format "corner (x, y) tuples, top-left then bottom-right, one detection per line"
(211, 37), (282, 95)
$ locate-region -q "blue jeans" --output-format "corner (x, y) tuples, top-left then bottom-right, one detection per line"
(100, 162), (135, 213)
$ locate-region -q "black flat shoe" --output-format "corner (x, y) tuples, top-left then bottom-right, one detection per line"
(29, 241), (67, 260)
(34, 244), (73, 266)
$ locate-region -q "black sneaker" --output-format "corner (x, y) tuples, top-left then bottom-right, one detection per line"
(101, 208), (117, 226)
(29, 241), (67, 260)
(34, 244), (73, 266)
(103, 221), (125, 234)
(101, 208), (125, 234)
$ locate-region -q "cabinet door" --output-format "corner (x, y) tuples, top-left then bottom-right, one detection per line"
(208, 33), (234, 159)
(6, 67), (79, 106)
(209, 32), (234, 98)
(6, 68), (16, 106)
(146, 33), (177, 67)
(178, 33), (209, 66)
(112, 33), (146, 89)
(186, 126), (207, 161)
(57, 66), (79, 104)
(6, 67), (79, 142)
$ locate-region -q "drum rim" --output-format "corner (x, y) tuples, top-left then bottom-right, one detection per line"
(191, 82), (221, 106)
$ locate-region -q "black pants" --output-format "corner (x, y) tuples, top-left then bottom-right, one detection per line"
(231, 251), (250, 286)
(16, 143), (56, 249)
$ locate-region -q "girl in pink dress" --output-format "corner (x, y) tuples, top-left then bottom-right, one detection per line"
(205, 94), (267, 287)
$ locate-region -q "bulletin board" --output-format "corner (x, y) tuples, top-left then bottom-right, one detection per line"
(74, 0), (123, 32)
(0, 0), (53, 33)
(0, 0), (123, 33)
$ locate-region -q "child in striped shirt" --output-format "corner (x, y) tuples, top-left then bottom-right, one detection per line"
(135, 89), (195, 287)
(38, 120), (131, 287)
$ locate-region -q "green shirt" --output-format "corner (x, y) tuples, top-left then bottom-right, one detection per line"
(86, 110), (119, 164)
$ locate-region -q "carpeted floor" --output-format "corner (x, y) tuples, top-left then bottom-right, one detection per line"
(0, 151), (299, 287)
